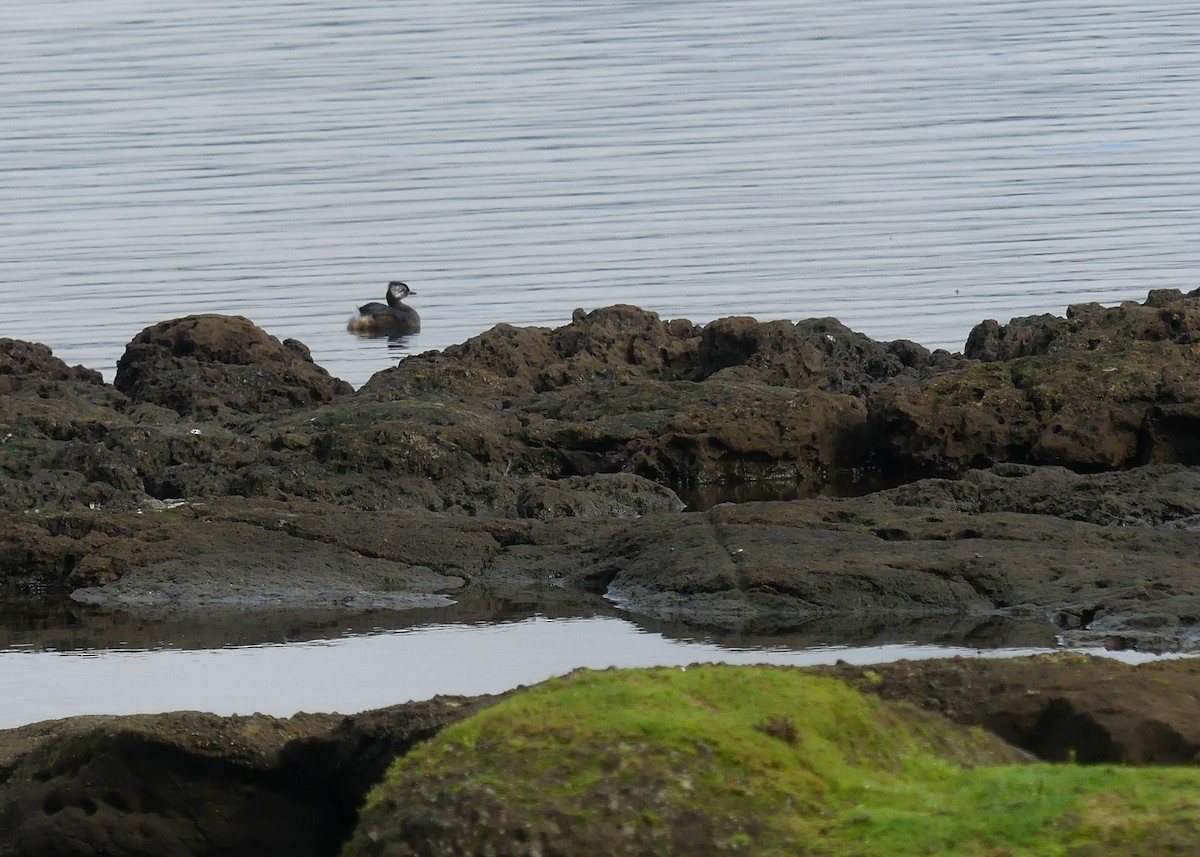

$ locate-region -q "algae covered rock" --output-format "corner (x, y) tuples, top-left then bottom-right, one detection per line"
(347, 666), (1200, 857)
(345, 666), (1027, 856)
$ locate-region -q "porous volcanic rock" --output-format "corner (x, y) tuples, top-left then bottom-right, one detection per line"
(0, 339), (144, 512)
(1, 305), (962, 521)
(354, 304), (946, 494)
(361, 304), (702, 400)
(114, 314), (353, 421)
(0, 339), (104, 391)
(962, 287), (1200, 362)
(694, 314), (961, 394)
(869, 288), (1200, 476)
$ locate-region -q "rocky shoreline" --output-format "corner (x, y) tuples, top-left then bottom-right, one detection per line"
(6, 289), (1200, 853)
(5, 290), (1200, 647)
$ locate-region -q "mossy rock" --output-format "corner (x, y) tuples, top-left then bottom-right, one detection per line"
(343, 665), (1200, 856)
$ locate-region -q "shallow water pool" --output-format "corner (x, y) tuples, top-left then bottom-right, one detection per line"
(0, 613), (1175, 730)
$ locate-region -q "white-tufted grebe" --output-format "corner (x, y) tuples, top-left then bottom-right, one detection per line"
(347, 280), (421, 337)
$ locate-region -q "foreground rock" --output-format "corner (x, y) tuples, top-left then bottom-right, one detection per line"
(9, 293), (1200, 852)
(347, 662), (1200, 856)
(9, 657), (1200, 857)
(346, 666), (1034, 857)
(0, 695), (495, 857)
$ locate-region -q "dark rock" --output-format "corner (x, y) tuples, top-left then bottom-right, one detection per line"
(963, 313), (1063, 362)
(522, 379), (865, 490)
(0, 696), (495, 857)
(695, 315), (960, 395)
(0, 340), (138, 511)
(877, 462), (1200, 527)
(0, 307), (962, 517)
(364, 305), (702, 401)
(873, 289), (1200, 476)
(693, 316), (824, 386)
(350, 306), (904, 497)
(0, 339), (104, 390)
(114, 315), (353, 421)
(4, 299), (1200, 652)
(514, 473), (684, 520)
(9, 295), (1200, 851)
(537, 485), (1200, 650)
(819, 654), (1200, 765)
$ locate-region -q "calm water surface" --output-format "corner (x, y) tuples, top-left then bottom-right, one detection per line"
(0, 614), (1174, 730)
(5, 1), (1199, 388)
(3, 2), (1199, 724)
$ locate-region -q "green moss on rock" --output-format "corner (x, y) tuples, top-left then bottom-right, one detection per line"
(341, 665), (1200, 856)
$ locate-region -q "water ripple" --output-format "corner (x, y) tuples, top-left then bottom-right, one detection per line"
(3, 0), (1198, 387)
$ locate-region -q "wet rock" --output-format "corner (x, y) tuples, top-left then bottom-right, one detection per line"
(114, 314), (353, 421)
(5, 500), (491, 604)
(552, 487), (1200, 650)
(13, 473), (1200, 652)
(4, 298), (1200, 650)
(877, 462), (1200, 526)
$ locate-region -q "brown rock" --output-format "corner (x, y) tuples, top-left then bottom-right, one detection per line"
(362, 305), (701, 400)
(114, 315), (352, 420)
(820, 654), (1200, 764)
(697, 315), (954, 395)
(873, 289), (1200, 475)
(0, 339), (104, 390)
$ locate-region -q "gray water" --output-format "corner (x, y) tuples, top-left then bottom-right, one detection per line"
(5, 1), (1199, 389)
(4, 1), (1199, 725)
(0, 614), (1173, 729)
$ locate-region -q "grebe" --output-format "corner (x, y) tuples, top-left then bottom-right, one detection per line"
(347, 280), (421, 337)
